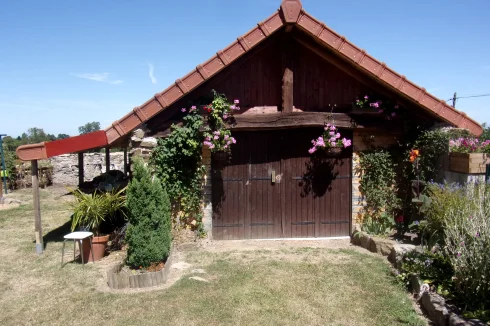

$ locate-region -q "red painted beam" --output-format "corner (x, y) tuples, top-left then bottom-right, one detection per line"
(16, 131), (108, 161)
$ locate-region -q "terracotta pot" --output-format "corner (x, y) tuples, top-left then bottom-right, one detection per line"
(81, 234), (109, 263)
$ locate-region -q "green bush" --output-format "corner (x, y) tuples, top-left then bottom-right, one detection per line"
(358, 150), (401, 234)
(361, 212), (395, 236)
(151, 109), (205, 235)
(443, 182), (490, 312)
(399, 250), (453, 293)
(126, 158), (172, 268)
(420, 182), (466, 247)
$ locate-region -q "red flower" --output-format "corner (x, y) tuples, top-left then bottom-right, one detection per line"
(396, 215), (404, 223)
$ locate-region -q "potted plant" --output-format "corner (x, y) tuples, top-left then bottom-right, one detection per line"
(352, 94), (402, 120)
(308, 123), (352, 155)
(69, 187), (127, 262)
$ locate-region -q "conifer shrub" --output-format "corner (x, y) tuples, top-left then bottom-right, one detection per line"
(125, 158), (171, 268)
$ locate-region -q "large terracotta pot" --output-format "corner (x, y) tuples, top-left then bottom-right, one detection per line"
(82, 234), (110, 263)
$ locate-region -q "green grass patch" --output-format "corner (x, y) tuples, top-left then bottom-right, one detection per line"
(0, 188), (425, 326)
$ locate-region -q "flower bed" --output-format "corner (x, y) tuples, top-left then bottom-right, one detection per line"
(351, 231), (487, 325)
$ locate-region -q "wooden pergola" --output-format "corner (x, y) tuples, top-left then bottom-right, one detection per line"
(16, 131), (129, 254)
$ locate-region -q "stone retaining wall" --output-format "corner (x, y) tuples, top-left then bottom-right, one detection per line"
(50, 152), (126, 185)
(351, 231), (486, 326)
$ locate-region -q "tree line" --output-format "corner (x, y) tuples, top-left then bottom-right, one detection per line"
(1, 122), (101, 176)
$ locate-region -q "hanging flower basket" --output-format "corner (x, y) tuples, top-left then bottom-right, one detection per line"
(212, 151), (231, 169)
(308, 123), (352, 155)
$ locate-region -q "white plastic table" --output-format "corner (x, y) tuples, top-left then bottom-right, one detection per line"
(61, 231), (94, 267)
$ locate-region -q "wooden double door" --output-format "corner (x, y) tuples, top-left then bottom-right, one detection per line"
(212, 129), (352, 240)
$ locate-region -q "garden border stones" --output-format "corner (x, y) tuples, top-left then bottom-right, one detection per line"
(107, 247), (175, 289)
(351, 231), (487, 326)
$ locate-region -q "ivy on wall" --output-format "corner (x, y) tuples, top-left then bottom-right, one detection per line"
(358, 150), (401, 218)
(151, 109), (206, 236)
(358, 127), (472, 235)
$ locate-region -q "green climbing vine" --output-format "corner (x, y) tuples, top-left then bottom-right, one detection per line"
(151, 107), (206, 236)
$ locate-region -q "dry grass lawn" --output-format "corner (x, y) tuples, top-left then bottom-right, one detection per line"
(0, 187), (426, 326)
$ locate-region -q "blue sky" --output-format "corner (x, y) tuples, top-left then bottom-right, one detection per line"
(1, 0), (489, 137)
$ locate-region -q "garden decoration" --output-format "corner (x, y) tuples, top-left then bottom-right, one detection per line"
(308, 122), (352, 155)
(353, 94), (404, 120)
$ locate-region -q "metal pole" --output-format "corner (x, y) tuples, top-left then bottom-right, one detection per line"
(0, 134), (7, 195)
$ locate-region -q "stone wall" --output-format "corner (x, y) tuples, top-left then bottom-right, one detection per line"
(50, 152), (126, 185)
(201, 148), (213, 237)
(129, 128), (157, 164)
(445, 170), (486, 185)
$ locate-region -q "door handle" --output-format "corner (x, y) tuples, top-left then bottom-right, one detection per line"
(271, 170), (276, 183)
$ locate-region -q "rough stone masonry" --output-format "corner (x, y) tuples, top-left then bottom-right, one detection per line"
(50, 152), (126, 185)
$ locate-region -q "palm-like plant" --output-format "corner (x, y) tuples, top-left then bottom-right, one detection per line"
(68, 187), (127, 236)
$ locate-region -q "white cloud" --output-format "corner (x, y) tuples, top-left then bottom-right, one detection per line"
(148, 63), (157, 84)
(72, 72), (123, 84)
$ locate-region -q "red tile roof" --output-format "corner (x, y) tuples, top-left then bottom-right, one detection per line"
(17, 0), (483, 161)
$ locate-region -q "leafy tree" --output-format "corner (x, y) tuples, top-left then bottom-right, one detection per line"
(126, 158), (172, 268)
(57, 134), (70, 140)
(480, 122), (490, 141)
(78, 121), (101, 135)
(27, 128), (51, 143)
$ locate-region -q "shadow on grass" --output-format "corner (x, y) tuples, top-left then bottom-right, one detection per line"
(42, 220), (72, 250)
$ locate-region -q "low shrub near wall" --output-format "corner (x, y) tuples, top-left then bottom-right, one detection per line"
(404, 181), (490, 321)
(443, 182), (490, 315)
(126, 158), (172, 269)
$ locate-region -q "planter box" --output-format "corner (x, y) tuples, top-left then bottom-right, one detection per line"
(449, 152), (490, 174)
(107, 246), (174, 289)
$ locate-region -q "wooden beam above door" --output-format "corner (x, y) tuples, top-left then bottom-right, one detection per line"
(229, 112), (405, 133)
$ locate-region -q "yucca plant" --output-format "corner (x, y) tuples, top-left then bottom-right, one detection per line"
(68, 187), (127, 236)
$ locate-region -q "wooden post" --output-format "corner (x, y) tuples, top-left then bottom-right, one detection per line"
(78, 152), (84, 186)
(31, 160), (43, 255)
(105, 147), (110, 173)
(123, 148), (128, 176)
(282, 39), (294, 113)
